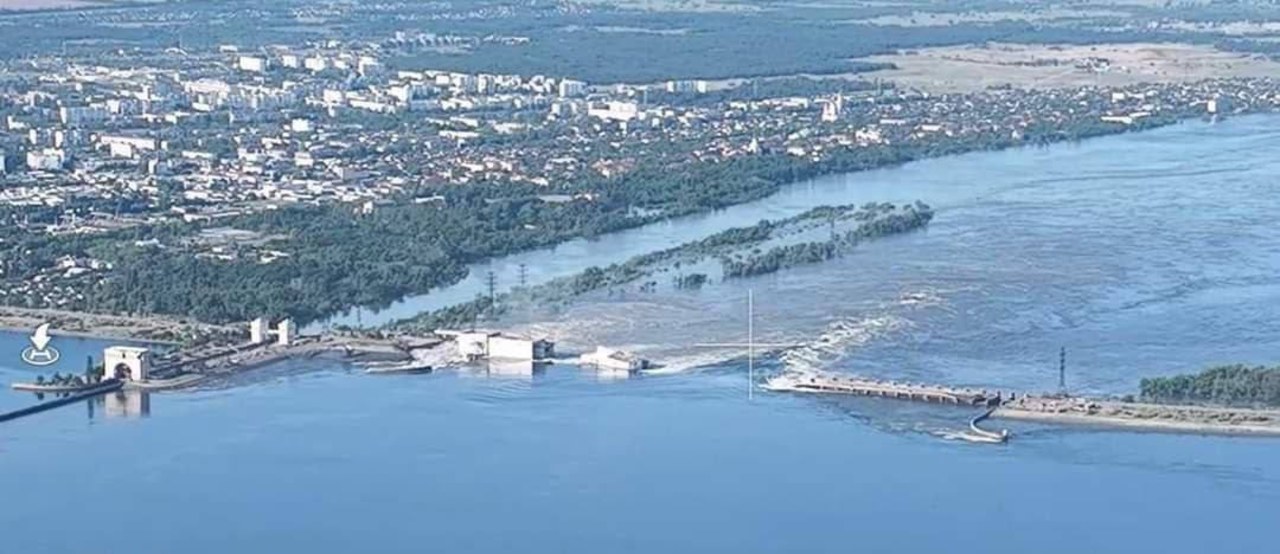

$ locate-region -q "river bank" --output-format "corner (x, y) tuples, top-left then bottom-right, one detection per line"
(315, 111), (1204, 331)
(994, 396), (1280, 436)
(9, 108), (1280, 554)
(390, 201), (933, 331)
(764, 370), (1280, 437)
(0, 306), (235, 345)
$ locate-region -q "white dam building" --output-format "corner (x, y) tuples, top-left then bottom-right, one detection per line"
(437, 330), (554, 362)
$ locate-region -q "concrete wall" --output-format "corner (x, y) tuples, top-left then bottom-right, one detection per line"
(104, 346), (151, 381)
(250, 317), (270, 344)
(456, 332), (491, 359)
(487, 335), (533, 360)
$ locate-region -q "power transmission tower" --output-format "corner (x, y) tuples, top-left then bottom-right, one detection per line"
(1058, 347), (1067, 392)
(485, 270), (497, 317)
(748, 289), (754, 400)
(518, 263), (528, 288)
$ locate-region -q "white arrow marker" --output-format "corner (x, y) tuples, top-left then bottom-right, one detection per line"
(31, 323), (52, 352)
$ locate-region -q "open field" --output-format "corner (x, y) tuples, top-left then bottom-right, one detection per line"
(859, 42), (1280, 93)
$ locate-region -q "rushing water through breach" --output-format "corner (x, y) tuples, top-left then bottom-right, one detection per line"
(4, 116), (1280, 553)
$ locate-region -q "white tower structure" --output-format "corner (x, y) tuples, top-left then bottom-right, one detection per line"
(250, 317), (270, 344)
(103, 346), (152, 381)
(276, 319), (297, 346)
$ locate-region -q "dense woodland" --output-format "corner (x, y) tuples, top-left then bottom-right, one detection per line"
(1140, 365), (1280, 408)
(0, 112), (1183, 326)
(6, 0), (1280, 80)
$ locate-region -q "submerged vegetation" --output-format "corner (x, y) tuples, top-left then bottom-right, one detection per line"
(722, 202), (933, 278)
(393, 202), (933, 331)
(0, 109), (1185, 327)
(1140, 365), (1280, 408)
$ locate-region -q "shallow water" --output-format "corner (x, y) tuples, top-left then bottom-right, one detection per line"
(3, 116), (1280, 553)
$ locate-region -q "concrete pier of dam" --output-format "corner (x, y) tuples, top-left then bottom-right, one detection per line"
(0, 380), (124, 423)
(762, 372), (1004, 406)
(763, 371), (1280, 439)
(3, 331), (419, 424)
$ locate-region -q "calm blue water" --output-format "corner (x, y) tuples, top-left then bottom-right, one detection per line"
(4, 116), (1280, 553)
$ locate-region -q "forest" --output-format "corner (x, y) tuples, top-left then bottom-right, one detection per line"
(1140, 365), (1280, 408)
(7, 0), (1280, 82)
(0, 110), (1185, 326)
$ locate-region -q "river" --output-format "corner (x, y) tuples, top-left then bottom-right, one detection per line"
(3, 115), (1280, 553)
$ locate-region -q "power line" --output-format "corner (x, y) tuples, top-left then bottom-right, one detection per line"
(692, 290), (804, 399)
(485, 270), (497, 316)
(1054, 345), (1064, 394)
(748, 289), (754, 400)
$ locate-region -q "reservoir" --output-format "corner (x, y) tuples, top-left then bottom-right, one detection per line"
(3, 116), (1280, 553)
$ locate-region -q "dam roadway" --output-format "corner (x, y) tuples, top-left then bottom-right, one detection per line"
(2, 334), (413, 424)
(762, 372), (1004, 406)
(761, 371), (1280, 438)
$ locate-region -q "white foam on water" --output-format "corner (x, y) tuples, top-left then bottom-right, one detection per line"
(776, 287), (951, 376)
(641, 349), (740, 375)
(779, 314), (912, 373)
(494, 284), (954, 376)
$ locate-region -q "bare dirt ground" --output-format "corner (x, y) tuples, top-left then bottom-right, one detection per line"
(859, 42), (1280, 93)
(0, 306), (235, 343)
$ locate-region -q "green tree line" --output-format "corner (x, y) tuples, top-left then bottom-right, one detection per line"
(1140, 365), (1280, 407)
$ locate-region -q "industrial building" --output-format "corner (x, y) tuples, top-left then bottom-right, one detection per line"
(103, 346), (152, 381)
(579, 346), (648, 372)
(437, 330), (554, 362)
(250, 317), (297, 346)
(489, 334), (554, 360)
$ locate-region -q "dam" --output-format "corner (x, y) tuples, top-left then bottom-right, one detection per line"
(761, 370), (1280, 438)
(762, 372), (1004, 406)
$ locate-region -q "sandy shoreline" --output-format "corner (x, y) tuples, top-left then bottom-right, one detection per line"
(0, 307), (235, 345)
(993, 407), (1280, 436)
(0, 324), (177, 345)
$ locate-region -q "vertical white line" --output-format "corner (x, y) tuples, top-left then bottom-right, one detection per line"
(748, 288), (754, 400)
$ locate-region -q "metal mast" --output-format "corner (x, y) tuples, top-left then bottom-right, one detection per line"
(1059, 347), (1067, 392)
(748, 289), (754, 400)
(485, 271), (497, 316)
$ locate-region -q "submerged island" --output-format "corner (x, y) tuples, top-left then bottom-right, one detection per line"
(390, 201), (934, 332)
